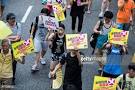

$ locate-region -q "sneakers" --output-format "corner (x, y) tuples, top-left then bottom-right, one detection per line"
(98, 12), (104, 18)
(31, 64), (39, 71)
(86, 10), (91, 14)
(40, 58), (46, 65)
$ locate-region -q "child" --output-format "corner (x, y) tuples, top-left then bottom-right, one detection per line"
(0, 39), (25, 88)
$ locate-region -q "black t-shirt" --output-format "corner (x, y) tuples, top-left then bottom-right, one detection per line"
(60, 53), (82, 87)
(51, 33), (65, 55)
(70, 0), (85, 16)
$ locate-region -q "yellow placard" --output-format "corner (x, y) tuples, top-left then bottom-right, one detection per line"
(53, 3), (65, 21)
(93, 76), (118, 90)
(0, 21), (13, 40)
(52, 68), (63, 89)
(108, 28), (129, 45)
(66, 34), (88, 49)
(11, 38), (34, 58)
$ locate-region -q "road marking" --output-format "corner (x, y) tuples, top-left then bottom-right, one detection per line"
(21, 6), (33, 23)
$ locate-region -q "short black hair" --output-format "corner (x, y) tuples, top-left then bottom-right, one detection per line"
(1, 39), (9, 45)
(104, 11), (113, 19)
(128, 63), (135, 71)
(40, 8), (50, 16)
(59, 23), (65, 30)
(6, 13), (16, 21)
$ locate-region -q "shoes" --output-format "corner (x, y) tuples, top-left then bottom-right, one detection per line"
(31, 64), (39, 71)
(86, 10), (91, 14)
(40, 58), (46, 65)
(98, 12), (104, 18)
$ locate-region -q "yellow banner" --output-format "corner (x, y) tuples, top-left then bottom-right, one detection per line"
(0, 21), (13, 40)
(11, 38), (34, 58)
(108, 28), (129, 45)
(66, 34), (88, 49)
(93, 76), (117, 90)
(53, 3), (65, 21)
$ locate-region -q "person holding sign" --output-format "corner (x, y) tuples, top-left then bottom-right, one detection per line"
(70, 0), (88, 33)
(0, 39), (25, 89)
(102, 43), (127, 78)
(46, 0), (67, 18)
(6, 13), (22, 85)
(31, 8), (51, 71)
(93, 11), (115, 73)
(50, 49), (82, 90)
(47, 23), (66, 78)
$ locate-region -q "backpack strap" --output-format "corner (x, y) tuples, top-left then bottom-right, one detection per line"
(16, 22), (18, 29)
(97, 20), (104, 31)
(30, 16), (39, 39)
(122, 73), (126, 89)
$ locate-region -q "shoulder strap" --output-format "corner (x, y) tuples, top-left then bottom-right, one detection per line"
(11, 49), (14, 60)
(35, 16), (39, 24)
(97, 20), (104, 31)
(16, 22), (18, 29)
(122, 73), (126, 89)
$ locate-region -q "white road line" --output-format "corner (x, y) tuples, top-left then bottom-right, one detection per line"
(21, 6), (33, 23)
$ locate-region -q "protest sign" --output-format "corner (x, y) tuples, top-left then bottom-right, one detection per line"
(0, 21), (13, 40)
(93, 76), (118, 90)
(43, 16), (59, 30)
(108, 28), (129, 45)
(66, 34), (88, 49)
(52, 3), (65, 21)
(12, 38), (34, 58)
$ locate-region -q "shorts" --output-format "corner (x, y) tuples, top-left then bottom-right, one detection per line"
(102, 71), (119, 78)
(0, 78), (12, 89)
(34, 38), (48, 52)
(51, 53), (64, 61)
(0, 0), (7, 6)
(117, 23), (130, 31)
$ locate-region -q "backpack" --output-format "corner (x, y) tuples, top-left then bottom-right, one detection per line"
(30, 16), (39, 39)
(90, 20), (103, 54)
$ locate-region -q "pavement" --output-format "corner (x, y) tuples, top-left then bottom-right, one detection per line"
(2, 0), (135, 90)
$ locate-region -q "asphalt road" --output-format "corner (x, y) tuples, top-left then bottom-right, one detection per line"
(2, 0), (135, 90)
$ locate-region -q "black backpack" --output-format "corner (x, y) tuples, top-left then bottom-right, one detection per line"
(30, 16), (39, 39)
(90, 20), (103, 54)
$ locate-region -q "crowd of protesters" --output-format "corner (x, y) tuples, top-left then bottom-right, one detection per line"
(0, 0), (135, 90)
